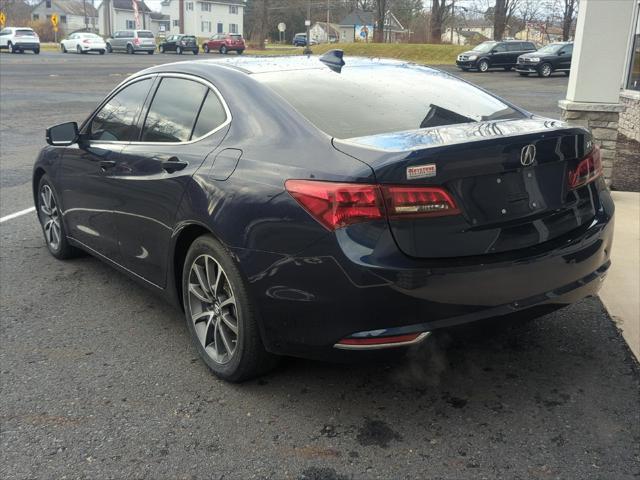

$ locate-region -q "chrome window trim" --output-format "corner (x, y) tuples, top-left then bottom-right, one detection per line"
(83, 72), (232, 147)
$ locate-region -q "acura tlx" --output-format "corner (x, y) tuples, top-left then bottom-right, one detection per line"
(33, 52), (614, 381)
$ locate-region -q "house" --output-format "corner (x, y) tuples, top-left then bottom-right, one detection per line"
(338, 10), (406, 43)
(442, 18), (494, 44)
(150, 11), (170, 37)
(515, 24), (565, 45)
(31, 0), (99, 33)
(444, 29), (489, 46)
(97, 0), (153, 36)
(309, 22), (340, 43)
(160, 0), (244, 37)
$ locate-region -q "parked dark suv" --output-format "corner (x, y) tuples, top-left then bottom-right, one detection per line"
(159, 34), (199, 54)
(516, 42), (573, 77)
(456, 40), (537, 72)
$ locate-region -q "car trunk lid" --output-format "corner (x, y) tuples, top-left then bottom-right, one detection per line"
(333, 118), (598, 258)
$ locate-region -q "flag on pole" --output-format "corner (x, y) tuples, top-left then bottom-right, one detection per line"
(132, 0), (141, 29)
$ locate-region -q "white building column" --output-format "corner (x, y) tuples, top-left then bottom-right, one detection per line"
(558, 0), (636, 181)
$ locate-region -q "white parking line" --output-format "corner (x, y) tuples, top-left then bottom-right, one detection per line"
(0, 207), (35, 223)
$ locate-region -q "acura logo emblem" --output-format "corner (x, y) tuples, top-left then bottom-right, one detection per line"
(521, 144), (536, 167)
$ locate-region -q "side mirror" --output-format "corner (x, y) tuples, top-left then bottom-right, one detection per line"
(46, 122), (79, 146)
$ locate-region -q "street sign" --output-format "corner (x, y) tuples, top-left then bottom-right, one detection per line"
(51, 14), (58, 26)
(305, 20), (311, 27)
(277, 22), (286, 33)
(0, 11), (6, 29)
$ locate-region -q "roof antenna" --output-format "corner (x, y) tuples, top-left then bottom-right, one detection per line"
(319, 49), (345, 73)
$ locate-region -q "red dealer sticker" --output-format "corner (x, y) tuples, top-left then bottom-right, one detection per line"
(406, 164), (436, 180)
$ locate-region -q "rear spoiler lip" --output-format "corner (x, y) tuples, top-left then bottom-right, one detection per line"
(337, 117), (588, 153)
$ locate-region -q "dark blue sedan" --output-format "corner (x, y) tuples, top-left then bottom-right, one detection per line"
(33, 53), (614, 381)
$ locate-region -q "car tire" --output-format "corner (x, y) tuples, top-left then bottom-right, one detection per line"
(193, 49), (198, 55)
(564, 71), (570, 76)
(99, 49), (105, 55)
(237, 49), (244, 55)
(182, 234), (278, 382)
(538, 62), (552, 77)
(106, 43), (112, 53)
(518, 72), (529, 76)
(147, 50), (153, 55)
(37, 175), (80, 260)
(77, 45), (82, 54)
(33, 48), (40, 54)
(220, 45), (227, 54)
(61, 43), (67, 53)
(159, 45), (164, 53)
(203, 44), (209, 53)
(478, 59), (489, 72)
(127, 44), (133, 54)
(176, 46), (182, 54)
(8, 41), (15, 53)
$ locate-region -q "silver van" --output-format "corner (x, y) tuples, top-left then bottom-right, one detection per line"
(106, 30), (155, 54)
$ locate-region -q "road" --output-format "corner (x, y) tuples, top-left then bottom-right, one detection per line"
(1, 51), (639, 479)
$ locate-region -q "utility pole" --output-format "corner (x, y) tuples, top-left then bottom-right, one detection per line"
(83, 0), (88, 30)
(304, 0), (311, 54)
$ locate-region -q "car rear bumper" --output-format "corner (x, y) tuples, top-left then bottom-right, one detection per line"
(13, 42), (39, 49)
(235, 186), (615, 360)
(134, 46), (156, 52)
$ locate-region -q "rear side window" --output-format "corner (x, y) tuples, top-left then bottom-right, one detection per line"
(524, 42), (536, 50)
(192, 90), (227, 139)
(90, 79), (152, 142)
(507, 42), (523, 51)
(141, 78), (208, 142)
(257, 64), (524, 138)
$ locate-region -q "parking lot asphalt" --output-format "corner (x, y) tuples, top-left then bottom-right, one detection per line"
(1, 52), (639, 479)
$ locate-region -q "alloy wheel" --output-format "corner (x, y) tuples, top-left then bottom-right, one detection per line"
(541, 63), (552, 77)
(39, 184), (61, 251)
(188, 254), (239, 365)
(8, 42), (13, 53)
(479, 60), (488, 72)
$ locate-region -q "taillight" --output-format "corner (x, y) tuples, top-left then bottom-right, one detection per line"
(383, 186), (460, 218)
(285, 180), (460, 231)
(83, 39), (90, 44)
(285, 180), (383, 230)
(133, 37), (140, 45)
(568, 145), (602, 190)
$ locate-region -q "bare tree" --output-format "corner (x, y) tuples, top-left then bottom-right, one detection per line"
(513, 0), (542, 39)
(493, 0), (519, 40)
(561, 0), (577, 40)
(374, 0), (387, 42)
(429, 0), (452, 43)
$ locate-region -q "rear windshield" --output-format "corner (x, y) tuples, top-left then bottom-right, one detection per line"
(16, 29), (36, 36)
(230, 34), (243, 40)
(256, 63), (525, 138)
(137, 31), (154, 38)
(182, 35), (196, 40)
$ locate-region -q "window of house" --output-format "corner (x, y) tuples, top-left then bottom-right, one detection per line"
(60, 15), (67, 23)
(141, 78), (208, 143)
(217, 22), (223, 33)
(229, 23), (238, 34)
(229, 5), (238, 14)
(201, 2), (212, 12)
(90, 79), (152, 142)
(173, 19), (179, 27)
(186, 2), (194, 10)
(33, 14), (39, 20)
(46, 0), (51, 7)
(627, 3), (640, 90)
(126, 20), (135, 29)
(201, 21), (211, 33)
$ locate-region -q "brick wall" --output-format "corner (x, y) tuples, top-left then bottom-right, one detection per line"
(619, 91), (640, 142)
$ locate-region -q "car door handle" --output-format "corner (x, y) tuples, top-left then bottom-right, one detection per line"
(100, 160), (116, 171)
(161, 157), (188, 173)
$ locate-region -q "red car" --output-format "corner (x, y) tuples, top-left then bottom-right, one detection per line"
(202, 34), (245, 54)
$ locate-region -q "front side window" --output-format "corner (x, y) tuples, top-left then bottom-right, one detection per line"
(472, 41), (496, 53)
(186, 2), (194, 10)
(141, 78), (208, 143)
(507, 42), (523, 51)
(90, 79), (152, 142)
(560, 44), (573, 55)
(493, 43), (507, 52)
(173, 19), (179, 27)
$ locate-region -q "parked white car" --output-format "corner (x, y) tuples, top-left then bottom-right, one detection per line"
(60, 32), (106, 54)
(0, 27), (40, 54)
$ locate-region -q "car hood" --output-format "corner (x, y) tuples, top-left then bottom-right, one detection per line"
(519, 51), (547, 59)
